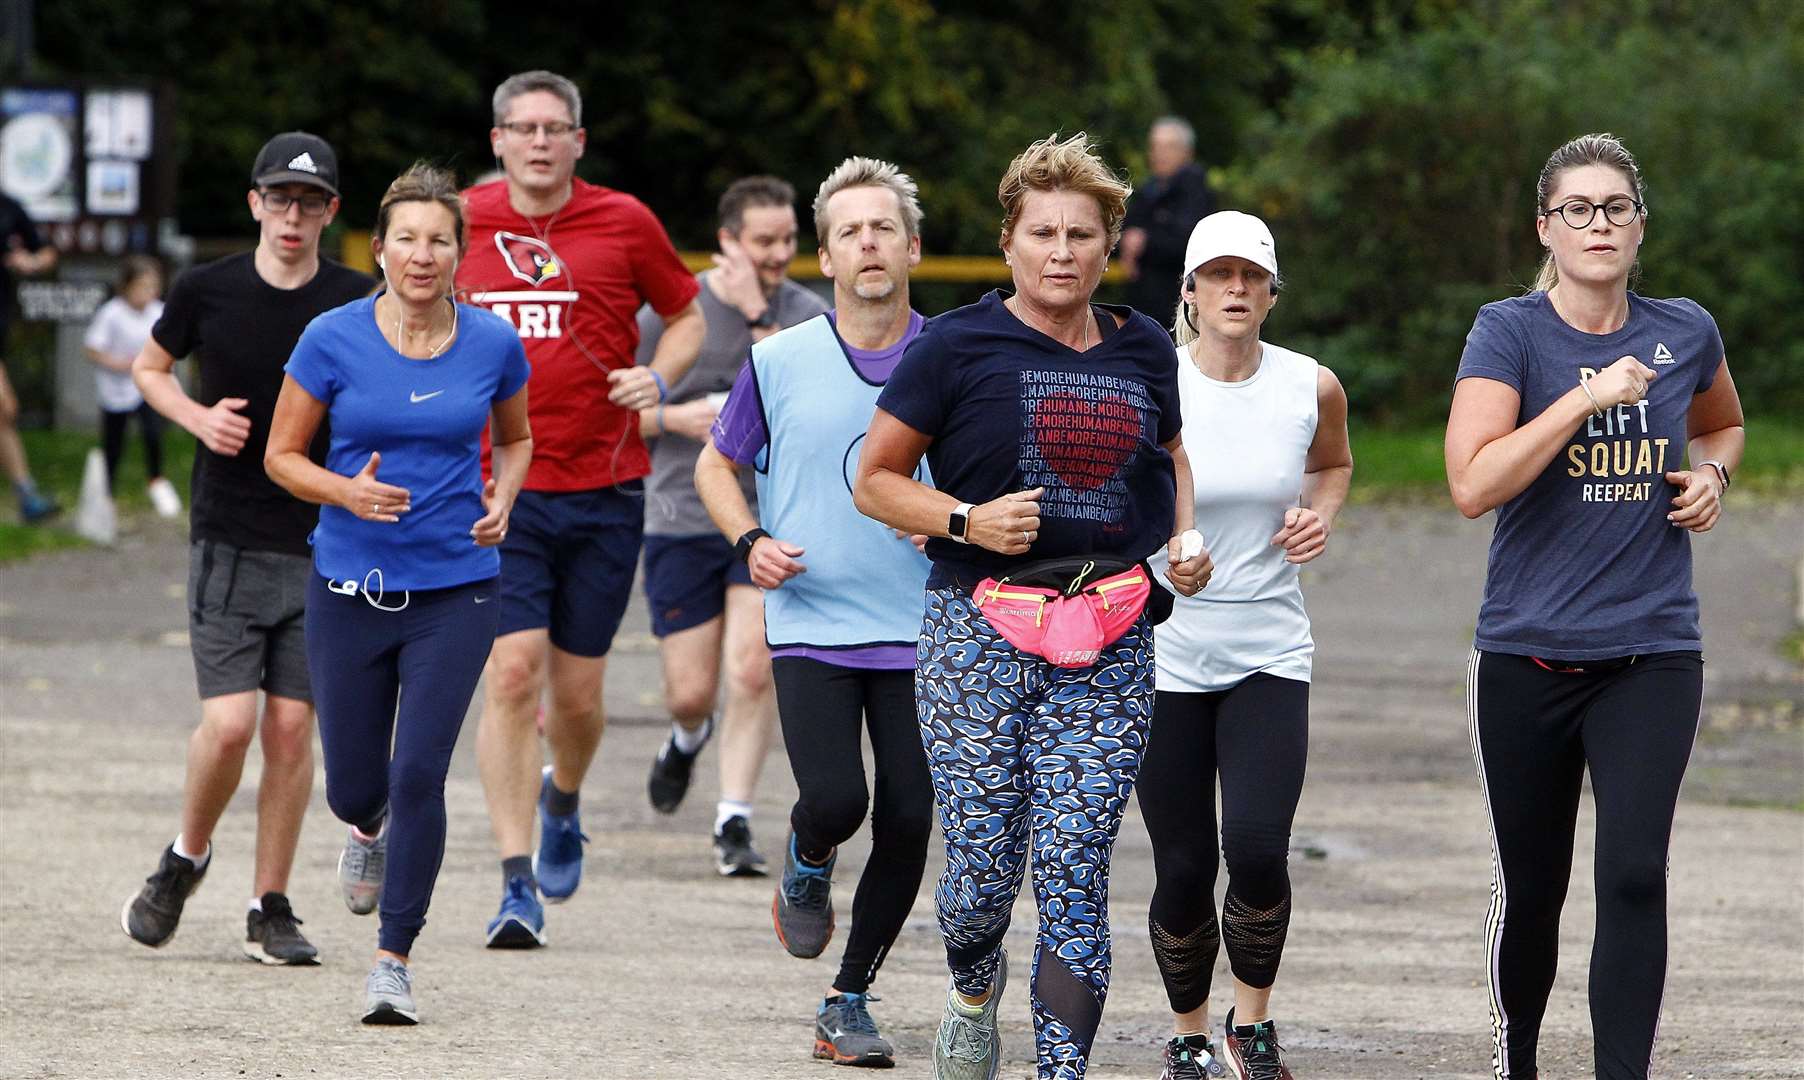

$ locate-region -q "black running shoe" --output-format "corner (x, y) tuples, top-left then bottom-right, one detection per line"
(1224, 1008), (1293, 1080)
(243, 892), (320, 965)
(1161, 1033), (1228, 1078)
(713, 815), (768, 877)
(773, 831), (835, 958)
(814, 991), (895, 1067)
(121, 845), (207, 947)
(647, 717), (713, 813)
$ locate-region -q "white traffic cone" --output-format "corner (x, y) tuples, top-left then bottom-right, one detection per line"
(74, 447), (117, 545)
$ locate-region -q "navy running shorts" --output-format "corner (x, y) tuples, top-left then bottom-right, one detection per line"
(642, 532), (755, 638)
(496, 484), (645, 657)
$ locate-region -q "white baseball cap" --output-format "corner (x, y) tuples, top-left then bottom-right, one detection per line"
(1182, 210), (1278, 278)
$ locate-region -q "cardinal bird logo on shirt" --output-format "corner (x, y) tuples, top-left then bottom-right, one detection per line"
(495, 231), (562, 287)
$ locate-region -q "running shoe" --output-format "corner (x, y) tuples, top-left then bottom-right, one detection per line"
(932, 947), (1008, 1080)
(19, 489), (60, 524)
(362, 956), (418, 1025)
(147, 477), (182, 519)
(485, 873), (548, 949)
(121, 844), (207, 947)
(647, 717), (712, 813)
(1162, 1032), (1228, 1079)
(1223, 1008), (1293, 1080)
(338, 822), (385, 915)
(243, 892), (320, 965)
(813, 991), (895, 1067)
(773, 831), (835, 958)
(534, 765), (589, 902)
(714, 814), (768, 877)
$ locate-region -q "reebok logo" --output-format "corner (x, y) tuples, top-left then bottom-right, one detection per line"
(287, 151), (319, 174)
(1652, 342), (1675, 365)
(409, 390), (445, 403)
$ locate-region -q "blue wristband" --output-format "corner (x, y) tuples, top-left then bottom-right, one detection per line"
(649, 369), (669, 402)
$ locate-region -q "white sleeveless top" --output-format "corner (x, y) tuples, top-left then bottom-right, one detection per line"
(1153, 341), (1319, 692)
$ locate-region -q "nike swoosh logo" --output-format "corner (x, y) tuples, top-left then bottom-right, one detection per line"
(474, 595), (491, 604)
(410, 390), (446, 403)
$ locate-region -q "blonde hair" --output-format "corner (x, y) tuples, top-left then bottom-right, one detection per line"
(1533, 133), (1647, 292)
(997, 133), (1133, 250)
(812, 157), (924, 241)
(375, 163), (467, 257)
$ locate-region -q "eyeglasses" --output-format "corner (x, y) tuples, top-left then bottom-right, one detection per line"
(498, 121), (577, 139)
(260, 190), (331, 216)
(1540, 198), (1644, 229)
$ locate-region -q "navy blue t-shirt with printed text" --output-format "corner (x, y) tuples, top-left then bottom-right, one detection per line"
(286, 296), (530, 591)
(877, 290), (1181, 587)
(1456, 291), (1723, 660)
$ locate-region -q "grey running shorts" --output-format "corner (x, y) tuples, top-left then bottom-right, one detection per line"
(187, 539), (313, 702)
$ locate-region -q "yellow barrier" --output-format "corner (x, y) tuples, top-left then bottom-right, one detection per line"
(342, 234), (1123, 285)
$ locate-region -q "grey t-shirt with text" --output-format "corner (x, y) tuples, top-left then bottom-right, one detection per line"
(1455, 291), (1722, 660)
(638, 272), (829, 536)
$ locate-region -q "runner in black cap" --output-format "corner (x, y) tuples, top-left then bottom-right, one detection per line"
(119, 131), (372, 965)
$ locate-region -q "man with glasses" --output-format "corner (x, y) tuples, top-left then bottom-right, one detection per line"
(458, 70), (703, 948)
(122, 132), (372, 964)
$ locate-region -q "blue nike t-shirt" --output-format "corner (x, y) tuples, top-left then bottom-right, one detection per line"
(286, 296), (530, 590)
(1456, 290), (1723, 660)
(877, 290), (1181, 587)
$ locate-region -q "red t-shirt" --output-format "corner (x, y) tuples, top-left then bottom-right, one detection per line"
(460, 178), (699, 490)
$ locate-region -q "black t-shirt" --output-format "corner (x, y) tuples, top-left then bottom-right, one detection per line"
(152, 253), (373, 554)
(1123, 163), (1216, 321)
(876, 290), (1181, 587)
(0, 192), (46, 331)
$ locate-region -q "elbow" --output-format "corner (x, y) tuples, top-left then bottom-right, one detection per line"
(851, 470), (884, 521)
(1448, 482), (1490, 519)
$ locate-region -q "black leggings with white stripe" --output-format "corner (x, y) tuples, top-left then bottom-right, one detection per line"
(1467, 649), (1702, 1080)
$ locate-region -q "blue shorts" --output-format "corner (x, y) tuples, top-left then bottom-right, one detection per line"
(497, 485), (644, 657)
(642, 532), (755, 638)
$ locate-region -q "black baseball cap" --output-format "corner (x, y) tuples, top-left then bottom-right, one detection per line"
(251, 132), (340, 196)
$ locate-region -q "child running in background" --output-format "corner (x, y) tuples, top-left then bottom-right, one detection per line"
(83, 256), (180, 516)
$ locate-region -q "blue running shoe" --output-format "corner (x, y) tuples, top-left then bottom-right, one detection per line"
(534, 765), (589, 903)
(773, 831), (835, 959)
(485, 874), (547, 949)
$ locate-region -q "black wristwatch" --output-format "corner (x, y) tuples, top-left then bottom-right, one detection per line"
(947, 502), (974, 545)
(747, 307), (779, 330)
(734, 528), (770, 563)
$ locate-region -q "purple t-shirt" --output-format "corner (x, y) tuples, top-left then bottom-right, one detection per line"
(1455, 291), (1722, 660)
(712, 309), (926, 669)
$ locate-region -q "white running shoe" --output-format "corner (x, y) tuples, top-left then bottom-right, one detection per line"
(147, 477), (182, 519)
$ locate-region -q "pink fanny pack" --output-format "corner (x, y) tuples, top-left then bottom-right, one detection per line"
(971, 558), (1151, 668)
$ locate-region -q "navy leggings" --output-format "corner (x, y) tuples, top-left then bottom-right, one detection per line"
(306, 574), (498, 956)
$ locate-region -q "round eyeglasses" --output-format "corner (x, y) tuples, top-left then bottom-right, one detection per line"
(1540, 198), (1644, 229)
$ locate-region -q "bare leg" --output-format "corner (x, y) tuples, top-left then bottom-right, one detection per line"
(477, 629), (549, 860)
(176, 691), (260, 854)
(1172, 1003), (1209, 1035)
(716, 585), (774, 805)
(657, 614), (724, 732)
(0, 361), (31, 487)
(251, 694), (315, 897)
(543, 646), (606, 794)
(1231, 976), (1275, 1024)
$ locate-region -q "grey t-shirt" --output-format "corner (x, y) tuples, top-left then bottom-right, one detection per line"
(638, 272), (829, 536)
(1455, 291), (1723, 660)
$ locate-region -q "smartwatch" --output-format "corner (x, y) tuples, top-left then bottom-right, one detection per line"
(947, 503), (975, 544)
(734, 528), (770, 563)
(1699, 459), (1730, 493)
(747, 307), (779, 330)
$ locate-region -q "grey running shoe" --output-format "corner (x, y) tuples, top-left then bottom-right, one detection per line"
(121, 845), (207, 947)
(714, 815), (768, 877)
(772, 831), (835, 958)
(243, 892), (320, 965)
(1162, 1033), (1228, 1079)
(932, 947), (1008, 1080)
(813, 991), (895, 1067)
(362, 957), (418, 1025)
(1224, 1008), (1293, 1080)
(338, 823), (385, 915)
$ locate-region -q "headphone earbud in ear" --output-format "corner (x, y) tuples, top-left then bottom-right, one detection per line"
(377, 252), (387, 275)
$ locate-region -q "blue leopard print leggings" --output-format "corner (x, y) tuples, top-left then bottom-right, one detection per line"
(916, 584), (1153, 1080)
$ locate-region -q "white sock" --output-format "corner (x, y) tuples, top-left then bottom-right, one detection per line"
(672, 717), (711, 754)
(247, 896), (262, 914)
(715, 800), (753, 832)
(173, 835), (210, 870)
